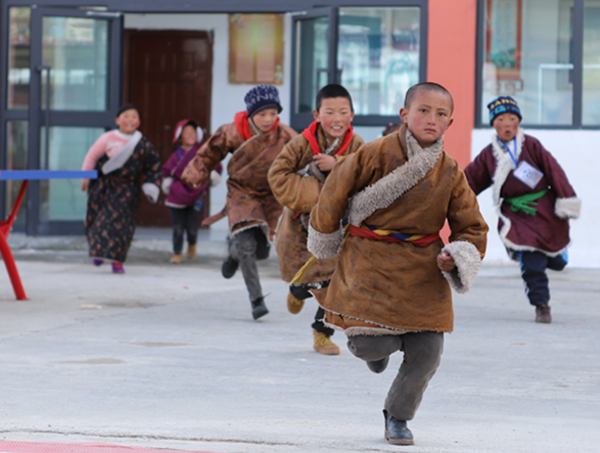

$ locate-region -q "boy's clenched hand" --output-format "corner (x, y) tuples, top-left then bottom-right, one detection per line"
(314, 154), (336, 172)
(437, 251), (456, 272)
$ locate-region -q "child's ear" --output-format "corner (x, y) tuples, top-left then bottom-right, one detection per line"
(447, 117), (454, 129)
(312, 109), (320, 122)
(399, 108), (408, 124)
(115, 116), (120, 127)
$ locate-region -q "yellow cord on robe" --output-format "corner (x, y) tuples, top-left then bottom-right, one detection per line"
(290, 255), (317, 284)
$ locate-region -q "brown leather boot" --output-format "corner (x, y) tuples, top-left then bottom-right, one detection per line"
(287, 292), (305, 314)
(535, 305), (552, 323)
(169, 254), (183, 264)
(313, 330), (340, 355)
(186, 244), (196, 259)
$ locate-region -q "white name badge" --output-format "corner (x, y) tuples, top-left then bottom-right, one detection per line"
(513, 161), (544, 189)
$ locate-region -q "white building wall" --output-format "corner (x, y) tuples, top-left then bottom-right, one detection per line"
(471, 129), (600, 268)
(123, 14), (292, 229)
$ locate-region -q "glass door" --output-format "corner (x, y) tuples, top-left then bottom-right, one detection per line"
(27, 7), (122, 235)
(291, 7), (338, 129)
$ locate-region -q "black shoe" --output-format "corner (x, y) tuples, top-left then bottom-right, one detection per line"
(221, 256), (239, 279)
(251, 297), (269, 320)
(383, 410), (414, 446)
(367, 356), (389, 374)
(535, 304), (552, 323)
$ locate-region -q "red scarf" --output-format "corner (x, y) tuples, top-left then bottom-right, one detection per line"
(301, 121), (354, 156)
(234, 111), (280, 141)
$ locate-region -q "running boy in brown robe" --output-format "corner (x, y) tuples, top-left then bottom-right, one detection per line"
(308, 83), (488, 445)
(182, 85), (297, 320)
(268, 84), (363, 355)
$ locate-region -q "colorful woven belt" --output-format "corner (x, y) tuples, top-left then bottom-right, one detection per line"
(349, 224), (440, 246)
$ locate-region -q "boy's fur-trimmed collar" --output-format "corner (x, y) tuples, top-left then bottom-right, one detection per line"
(348, 126), (444, 227)
(490, 127), (525, 207)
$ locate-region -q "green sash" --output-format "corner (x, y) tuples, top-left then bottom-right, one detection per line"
(503, 189), (548, 216)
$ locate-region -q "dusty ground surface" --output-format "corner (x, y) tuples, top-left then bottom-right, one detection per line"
(1, 230), (598, 452)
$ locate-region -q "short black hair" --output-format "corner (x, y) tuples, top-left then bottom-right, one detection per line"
(117, 103), (139, 117)
(404, 82), (454, 113)
(316, 84), (354, 112)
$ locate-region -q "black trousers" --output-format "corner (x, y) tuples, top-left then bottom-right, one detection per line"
(312, 307), (335, 337)
(519, 250), (567, 306)
(170, 205), (199, 254)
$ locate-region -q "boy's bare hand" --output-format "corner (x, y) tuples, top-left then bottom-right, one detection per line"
(314, 154), (336, 172)
(437, 251), (456, 272)
(81, 179), (89, 192)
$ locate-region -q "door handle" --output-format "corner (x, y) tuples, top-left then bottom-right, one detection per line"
(37, 65), (51, 169)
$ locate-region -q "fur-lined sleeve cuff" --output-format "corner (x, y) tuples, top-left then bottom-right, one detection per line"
(441, 241), (482, 294)
(555, 197), (581, 219)
(307, 222), (343, 259)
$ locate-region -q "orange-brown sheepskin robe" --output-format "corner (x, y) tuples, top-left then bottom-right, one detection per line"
(268, 123), (363, 284)
(182, 113), (297, 239)
(308, 125), (488, 335)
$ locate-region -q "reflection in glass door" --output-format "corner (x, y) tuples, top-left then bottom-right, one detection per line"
(291, 8), (337, 129)
(41, 16), (109, 111)
(28, 7), (121, 235)
(295, 16), (329, 113)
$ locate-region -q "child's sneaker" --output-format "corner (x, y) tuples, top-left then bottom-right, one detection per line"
(313, 329), (340, 355)
(112, 262), (125, 274)
(170, 254), (183, 264)
(186, 244), (197, 259)
(92, 258), (104, 266)
(221, 255), (239, 279)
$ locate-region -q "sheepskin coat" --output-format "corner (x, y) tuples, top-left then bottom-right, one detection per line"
(182, 114), (297, 239)
(307, 125), (488, 335)
(268, 123), (363, 283)
(464, 129), (580, 256)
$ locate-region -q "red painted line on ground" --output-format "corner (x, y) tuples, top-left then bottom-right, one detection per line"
(0, 441), (222, 453)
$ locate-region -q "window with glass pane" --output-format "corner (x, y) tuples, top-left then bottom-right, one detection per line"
(4, 122), (29, 227)
(42, 17), (108, 111)
(7, 7), (31, 110)
(338, 8), (420, 116)
(482, 0), (574, 125)
(583, 0), (600, 125)
(295, 17), (329, 113)
(39, 126), (104, 221)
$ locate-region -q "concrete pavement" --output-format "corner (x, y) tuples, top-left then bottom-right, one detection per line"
(1, 231), (599, 452)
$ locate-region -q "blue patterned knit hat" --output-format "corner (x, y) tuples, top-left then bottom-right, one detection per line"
(487, 96), (522, 126)
(244, 84), (283, 117)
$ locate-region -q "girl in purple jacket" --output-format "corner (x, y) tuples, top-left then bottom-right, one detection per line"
(162, 119), (222, 263)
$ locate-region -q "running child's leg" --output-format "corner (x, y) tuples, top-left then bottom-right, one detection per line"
(230, 227), (268, 319)
(519, 251), (550, 306)
(384, 331), (443, 422)
(185, 205), (200, 258)
(170, 208), (186, 255)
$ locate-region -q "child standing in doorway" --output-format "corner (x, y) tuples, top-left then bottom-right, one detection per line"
(268, 84), (363, 355)
(162, 119), (222, 264)
(464, 96), (581, 323)
(182, 85), (297, 320)
(81, 104), (162, 274)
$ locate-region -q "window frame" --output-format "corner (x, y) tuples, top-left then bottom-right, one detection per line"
(290, 2), (428, 129)
(474, 0), (591, 129)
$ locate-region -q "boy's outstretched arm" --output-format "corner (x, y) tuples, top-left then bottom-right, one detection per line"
(182, 126), (232, 188)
